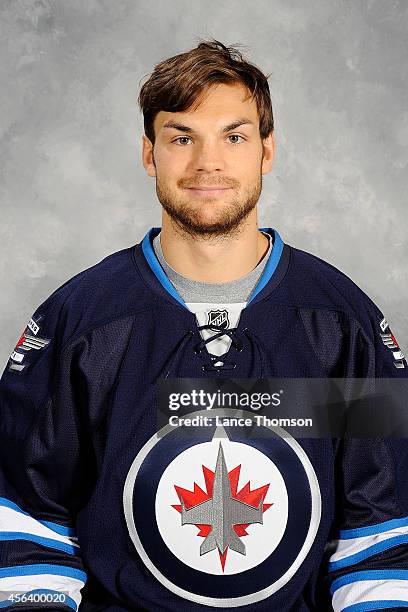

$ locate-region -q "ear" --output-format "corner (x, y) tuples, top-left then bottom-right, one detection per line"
(261, 131), (275, 175)
(142, 134), (156, 177)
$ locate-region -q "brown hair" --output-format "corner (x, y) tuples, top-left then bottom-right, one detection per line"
(138, 38), (274, 146)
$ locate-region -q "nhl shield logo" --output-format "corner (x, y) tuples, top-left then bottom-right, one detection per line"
(123, 410), (321, 606)
(208, 309), (229, 330)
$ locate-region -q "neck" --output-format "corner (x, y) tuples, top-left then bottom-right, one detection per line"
(159, 210), (270, 283)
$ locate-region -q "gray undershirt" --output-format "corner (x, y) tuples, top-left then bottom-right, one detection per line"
(152, 231), (272, 303)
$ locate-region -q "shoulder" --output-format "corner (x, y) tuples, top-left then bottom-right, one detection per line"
(281, 244), (408, 374)
(26, 244), (149, 350)
(284, 245), (386, 345)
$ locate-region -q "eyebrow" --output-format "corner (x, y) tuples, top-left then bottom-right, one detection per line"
(161, 117), (255, 134)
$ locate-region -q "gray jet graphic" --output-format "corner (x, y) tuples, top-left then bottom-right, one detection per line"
(180, 443), (264, 556)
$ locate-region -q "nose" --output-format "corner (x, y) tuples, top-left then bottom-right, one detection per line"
(191, 140), (225, 172)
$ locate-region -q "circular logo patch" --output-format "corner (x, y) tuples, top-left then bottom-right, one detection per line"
(123, 409), (321, 607)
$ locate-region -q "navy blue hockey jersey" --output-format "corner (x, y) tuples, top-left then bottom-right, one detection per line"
(1, 227), (408, 611)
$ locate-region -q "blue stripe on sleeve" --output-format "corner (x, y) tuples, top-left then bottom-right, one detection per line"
(0, 497), (76, 537)
(331, 569), (408, 595)
(0, 564), (87, 583)
(0, 532), (78, 556)
(341, 601), (408, 612)
(329, 534), (408, 571)
(339, 515), (408, 539)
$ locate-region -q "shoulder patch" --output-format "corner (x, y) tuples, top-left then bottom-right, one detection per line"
(8, 314), (51, 372)
(379, 316), (406, 369)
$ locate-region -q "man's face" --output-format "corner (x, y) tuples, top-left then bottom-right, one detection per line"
(142, 82), (274, 238)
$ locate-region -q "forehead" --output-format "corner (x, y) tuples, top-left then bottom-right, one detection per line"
(154, 82), (259, 134)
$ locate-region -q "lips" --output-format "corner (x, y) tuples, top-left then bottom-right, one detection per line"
(186, 187), (232, 197)
(187, 186), (230, 190)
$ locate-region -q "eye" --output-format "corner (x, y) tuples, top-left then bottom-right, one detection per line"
(228, 134), (245, 144)
(172, 136), (192, 145)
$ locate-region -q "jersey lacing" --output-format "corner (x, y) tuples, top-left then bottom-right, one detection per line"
(163, 325), (265, 378)
(195, 324), (243, 371)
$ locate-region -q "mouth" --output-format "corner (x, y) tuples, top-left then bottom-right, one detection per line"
(185, 187), (232, 197)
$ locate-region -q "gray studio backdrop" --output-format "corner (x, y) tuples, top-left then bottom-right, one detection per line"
(1, 0), (407, 367)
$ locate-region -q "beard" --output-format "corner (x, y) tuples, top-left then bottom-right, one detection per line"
(155, 168), (263, 240)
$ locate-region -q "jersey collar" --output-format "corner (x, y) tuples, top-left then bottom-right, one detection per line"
(135, 226), (290, 310)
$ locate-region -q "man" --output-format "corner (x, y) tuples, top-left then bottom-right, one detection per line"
(1, 39), (407, 611)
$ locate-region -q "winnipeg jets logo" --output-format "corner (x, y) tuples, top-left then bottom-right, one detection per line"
(123, 410), (321, 606)
(173, 442), (271, 570)
(8, 315), (50, 371)
(208, 309), (229, 330)
(379, 317), (406, 369)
